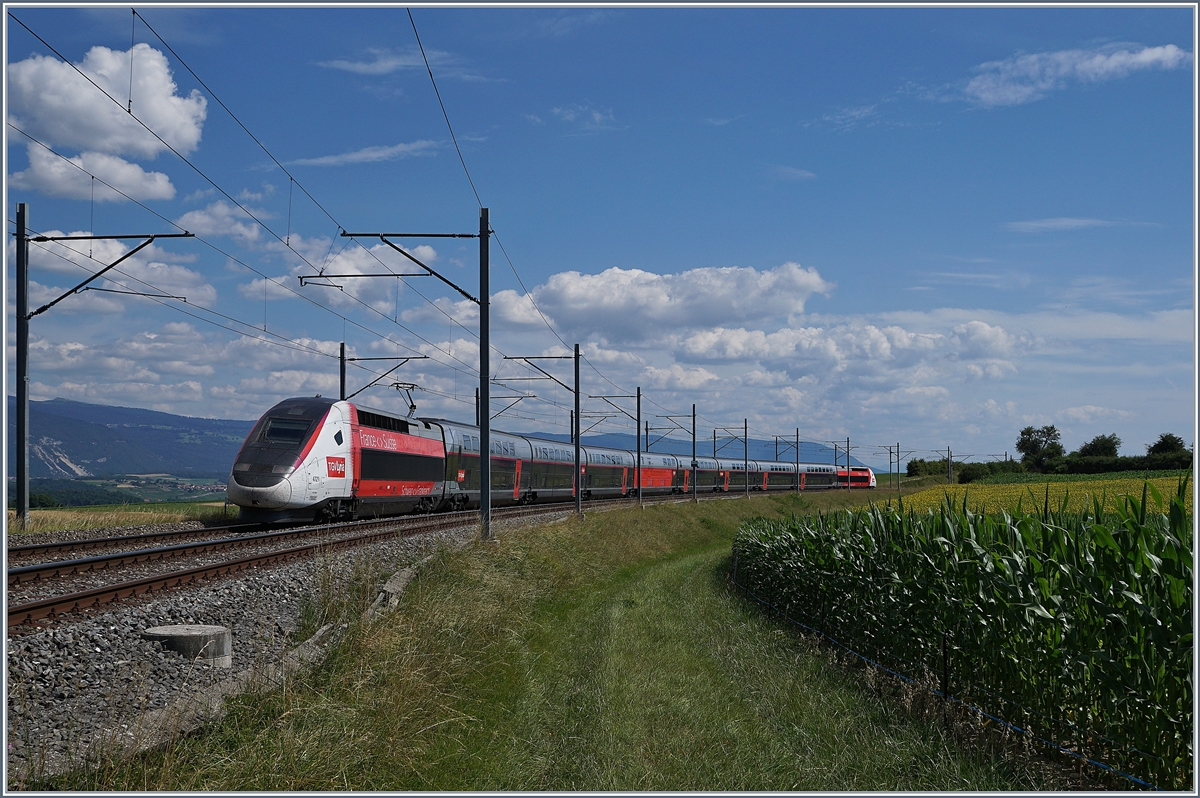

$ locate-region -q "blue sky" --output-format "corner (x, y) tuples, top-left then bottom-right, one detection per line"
(4, 5), (1195, 468)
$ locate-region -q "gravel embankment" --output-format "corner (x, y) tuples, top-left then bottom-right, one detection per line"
(5, 518), (494, 786)
(8, 525), (434, 604)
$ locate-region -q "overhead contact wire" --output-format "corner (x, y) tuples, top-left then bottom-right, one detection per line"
(6, 121), (480, 378)
(131, 9), (480, 345)
(407, 7), (574, 367)
(9, 12), (486, 379)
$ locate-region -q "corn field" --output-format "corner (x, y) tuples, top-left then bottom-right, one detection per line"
(732, 478), (1193, 789)
(898, 476), (1193, 516)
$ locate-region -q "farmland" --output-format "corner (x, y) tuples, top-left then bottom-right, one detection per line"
(896, 474), (1192, 516)
(733, 477), (1193, 789)
(973, 468), (1192, 485)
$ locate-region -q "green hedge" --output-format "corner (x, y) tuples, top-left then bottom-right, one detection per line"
(1041, 451), (1194, 475)
(731, 480), (1193, 789)
(907, 458), (1024, 481)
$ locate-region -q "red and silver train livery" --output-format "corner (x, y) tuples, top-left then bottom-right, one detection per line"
(227, 396), (875, 523)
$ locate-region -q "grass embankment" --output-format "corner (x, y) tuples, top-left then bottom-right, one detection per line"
(50, 491), (1052, 791)
(6, 501), (238, 536)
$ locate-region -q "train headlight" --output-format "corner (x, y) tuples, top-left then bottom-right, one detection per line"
(233, 463), (250, 472)
(272, 465), (296, 475)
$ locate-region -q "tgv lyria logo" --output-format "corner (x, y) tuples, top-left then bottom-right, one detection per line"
(327, 457), (346, 478)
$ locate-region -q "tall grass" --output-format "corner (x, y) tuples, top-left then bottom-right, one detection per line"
(5, 502), (237, 535)
(732, 478), (1193, 789)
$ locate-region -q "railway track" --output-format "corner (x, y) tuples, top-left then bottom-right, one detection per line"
(4, 492), (753, 629)
(5, 522), (270, 562)
(4, 500), (626, 628)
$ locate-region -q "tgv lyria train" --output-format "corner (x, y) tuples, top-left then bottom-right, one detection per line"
(227, 396), (876, 523)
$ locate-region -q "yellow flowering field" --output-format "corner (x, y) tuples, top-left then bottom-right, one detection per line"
(895, 476), (1193, 516)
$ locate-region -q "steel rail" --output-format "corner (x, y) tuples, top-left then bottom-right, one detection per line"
(7, 521), (401, 585)
(6, 522), (268, 559)
(6, 492), (757, 627)
(6, 508), (504, 563)
(7, 513), (477, 627)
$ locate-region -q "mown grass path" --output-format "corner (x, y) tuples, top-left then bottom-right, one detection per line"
(62, 494), (1053, 791)
(462, 547), (1020, 791)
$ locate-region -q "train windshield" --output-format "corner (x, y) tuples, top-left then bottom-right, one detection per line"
(239, 398), (333, 456)
(260, 418), (313, 446)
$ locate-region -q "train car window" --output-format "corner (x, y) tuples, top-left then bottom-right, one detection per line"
(357, 410), (410, 435)
(490, 458), (516, 489)
(360, 450), (443, 482)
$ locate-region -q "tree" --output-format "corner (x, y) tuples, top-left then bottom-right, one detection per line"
(1015, 425), (1064, 472)
(956, 462), (992, 484)
(1147, 433), (1187, 455)
(1077, 433), (1121, 458)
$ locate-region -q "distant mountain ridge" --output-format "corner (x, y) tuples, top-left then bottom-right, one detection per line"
(6, 397), (256, 479)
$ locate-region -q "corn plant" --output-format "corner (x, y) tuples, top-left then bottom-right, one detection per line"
(732, 477), (1193, 789)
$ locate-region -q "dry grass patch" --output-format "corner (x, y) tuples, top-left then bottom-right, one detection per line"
(6, 503), (238, 536)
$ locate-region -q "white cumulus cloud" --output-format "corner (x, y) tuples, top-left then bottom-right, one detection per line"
(517, 262), (834, 342)
(8, 44), (207, 158)
(10, 144), (175, 201)
(176, 201), (263, 244)
(642, 364), (719, 390)
(950, 320), (1023, 358)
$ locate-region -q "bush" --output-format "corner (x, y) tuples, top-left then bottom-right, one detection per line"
(955, 463), (991, 484)
(955, 460), (1024, 484)
(907, 458), (952, 477)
